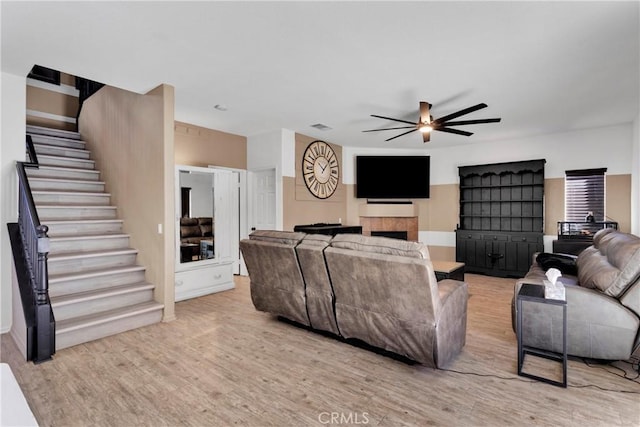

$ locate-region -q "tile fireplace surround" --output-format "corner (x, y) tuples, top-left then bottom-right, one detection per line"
(359, 203), (419, 241)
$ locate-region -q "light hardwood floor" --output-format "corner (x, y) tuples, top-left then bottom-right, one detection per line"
(2, 274), (639, 426)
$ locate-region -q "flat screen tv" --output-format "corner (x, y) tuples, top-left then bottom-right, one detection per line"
(356, 156), (430, 199)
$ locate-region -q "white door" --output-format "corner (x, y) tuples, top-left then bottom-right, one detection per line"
(250, 168), (277, 231)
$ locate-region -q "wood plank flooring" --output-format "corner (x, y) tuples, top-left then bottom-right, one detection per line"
(2, 274), (639, 426)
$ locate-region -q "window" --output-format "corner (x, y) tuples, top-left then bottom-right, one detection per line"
(565, 168), (606, 221)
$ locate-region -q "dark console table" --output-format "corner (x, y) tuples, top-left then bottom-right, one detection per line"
(517, 283), (567, 388)
(293, 223), (362, 236)
(552, 221), (618, 255)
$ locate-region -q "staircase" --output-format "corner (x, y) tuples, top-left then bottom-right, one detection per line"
(25, 124), (164, 350)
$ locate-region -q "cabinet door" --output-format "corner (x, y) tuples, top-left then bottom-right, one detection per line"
(505, 235), (542, 275)
(486, 240), (506, 270)
(457, 232), (484, 268)
(214, 170), (240, 265)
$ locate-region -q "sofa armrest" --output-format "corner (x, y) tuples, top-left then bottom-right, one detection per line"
(434, 279), (468, 368)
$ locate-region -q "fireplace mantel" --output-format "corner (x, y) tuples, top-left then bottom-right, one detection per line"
(359, 203), (419, 241)
(359, 203), (418, 218)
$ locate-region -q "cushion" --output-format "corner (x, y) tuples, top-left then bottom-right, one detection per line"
(180, 217), (199, 226)
(249, 230), (306, 246)
(576, 231), (640, 297)
(197, 217), (212, 226)
(200, 224), (213, 237)
(299, 234), (332, 247)
(180, 225), (201, 239)
(597, 232), (640, 297)
(536, 252), (578, 276)
(330, 234), (430, 260)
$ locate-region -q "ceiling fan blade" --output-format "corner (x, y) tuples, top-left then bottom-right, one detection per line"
(371, 114), (418, 126)
(433, 103), (488, 124)
(419, 101), (432, 124)
(442, 118), (501, 126)
(422, 130), (430, 143)
(435, 127), (474, 137)
(385, 128), (418, 142)
(362, 126), (416, 133)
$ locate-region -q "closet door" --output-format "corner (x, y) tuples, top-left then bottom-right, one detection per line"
(214, 170), (240, 266)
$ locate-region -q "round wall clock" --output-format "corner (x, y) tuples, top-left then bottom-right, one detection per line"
(302, 140), (340, 199)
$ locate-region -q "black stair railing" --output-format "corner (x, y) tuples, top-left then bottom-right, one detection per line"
(12, 135), (55, 362)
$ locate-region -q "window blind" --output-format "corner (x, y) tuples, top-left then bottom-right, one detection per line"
(565, 168), (606, 221)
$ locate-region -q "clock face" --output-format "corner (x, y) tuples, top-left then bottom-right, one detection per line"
(302, 140), (340, 199)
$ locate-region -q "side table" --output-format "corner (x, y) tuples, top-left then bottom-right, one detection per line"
(516, 283), (567, 387)
(432, 261), (465, 282)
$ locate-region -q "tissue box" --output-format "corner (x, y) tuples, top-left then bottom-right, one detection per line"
(544, 279), (566, 301)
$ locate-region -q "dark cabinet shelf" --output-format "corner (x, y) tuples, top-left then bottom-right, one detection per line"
(460, 184), (544, 189)
(461, 199), (544, 203)
(456, 159), (545, 278)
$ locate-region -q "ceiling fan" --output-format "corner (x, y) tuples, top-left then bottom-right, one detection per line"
(363, 101), (501, 143)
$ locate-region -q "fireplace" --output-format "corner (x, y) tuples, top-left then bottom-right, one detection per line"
(371, 231), (408, 240)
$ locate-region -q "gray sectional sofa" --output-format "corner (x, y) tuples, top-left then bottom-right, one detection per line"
(513, 228), (640, 360)
(240, 231), (468, 368)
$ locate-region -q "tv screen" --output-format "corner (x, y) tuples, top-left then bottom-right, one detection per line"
(356, 156), (430, 199)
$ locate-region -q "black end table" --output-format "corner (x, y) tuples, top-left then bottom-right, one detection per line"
(516, 283), (567, 388)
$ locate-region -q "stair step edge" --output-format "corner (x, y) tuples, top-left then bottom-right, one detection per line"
(37, 205), (116, 209)
(34, 143), (88, 153)
(49, 233), (128, 242)
(27, 125), (82, 138)
(48, 248), (138, 261)
(44, 219), (123, 225)
(49, 265), (146, 283)
(56, 302), (164, 334)
(37, 154), (94, 163)
(28, 177), (105, 185)
(30, 165), (99, 174)
(33, 191), (110, 197)
(51, 282), (154, 307)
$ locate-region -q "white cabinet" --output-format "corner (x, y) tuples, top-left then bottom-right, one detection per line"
(175, 165), (242, 301)
(175, 262), (233, 302)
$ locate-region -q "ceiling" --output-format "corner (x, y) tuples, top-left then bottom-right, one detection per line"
(2, 1), (639, 149)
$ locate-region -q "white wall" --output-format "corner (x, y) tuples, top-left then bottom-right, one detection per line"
(343, 123), (633, 185)
(1, 72), (27, 333)
(343, 122), (635, 251)
(247, 129), (297, 230)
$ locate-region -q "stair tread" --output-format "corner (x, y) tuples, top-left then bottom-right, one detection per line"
(28, 134), (83, 144)
(27, 125), (81, 139)
(49, 265), (146, 283)
(51, 282), (154, 307)
(32, 190), (110, 196)
(44, 218), (123, 224)
(34, 143), (89, 154)
(48, 247), (138, 261)
(49, 233), (128, 242)
(41, 216), (121, 222)
(29, 165), (99, 173)
(56, 301), (163, 334)
(36, 204), (116, 209)
(27, 177), (105, 185)
(37, 154), (94, 163)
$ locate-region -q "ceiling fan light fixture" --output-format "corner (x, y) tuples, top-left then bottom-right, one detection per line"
(419, 125), (433, 133)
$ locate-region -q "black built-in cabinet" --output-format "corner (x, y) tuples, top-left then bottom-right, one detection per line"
(456, 159), (545, 278)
